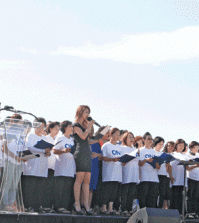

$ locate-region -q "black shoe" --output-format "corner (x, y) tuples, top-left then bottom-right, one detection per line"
(99, 210), (109, 215)
(55, 208), (70, 214)
(187, 213), (195, 219)
(73, 204), (83, 215)
(109, 210), (117, 215)
(121, 210), (130, 216)
(85, 210), (93, 215)
(194, 213), (199, 219)
(35, 207), (46, 214)
(48, 209), (56, 213)
(26, 207), (34, 213)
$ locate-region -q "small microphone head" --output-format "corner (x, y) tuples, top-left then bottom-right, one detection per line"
(4, 105), (14, 110)
(87, 117), (92, 121)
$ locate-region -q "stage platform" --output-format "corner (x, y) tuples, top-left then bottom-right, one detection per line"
(0, 212), (199, 223)
(0, 212), (129, 223)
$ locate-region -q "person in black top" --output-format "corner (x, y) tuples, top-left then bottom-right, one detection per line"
(73, 105), (95, 215)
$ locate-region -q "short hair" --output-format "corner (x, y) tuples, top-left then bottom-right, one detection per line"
(189, 141), (199, 149)
(11, 114), (22, 120)
(174, 139), (186, 152)
(162, 141), (175, 153)
(120, 130), (128, 135)
(133, 136), (143, 148)
(110, 128), (120, 136)
(46, 121), (60, 134)
(143, 132), (152, 139)
(153, 136), (165, 147)
(34, 117), (46, 127)
(60, 121), (72, 134)
(122, 132), (134, 146)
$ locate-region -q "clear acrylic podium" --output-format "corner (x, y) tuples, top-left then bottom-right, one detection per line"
(0, 118), (30, 212)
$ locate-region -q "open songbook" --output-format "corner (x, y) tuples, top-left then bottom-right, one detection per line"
(93, 126), (111, 140)
(34, 140), (62, 150)
(17, 150), (40, 161)
(146, 153), (176, 168)
(147, 153), (199, 169)
(118, 150), (139, 163)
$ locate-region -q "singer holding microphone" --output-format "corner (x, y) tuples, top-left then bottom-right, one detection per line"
(73, 105), (96, 215)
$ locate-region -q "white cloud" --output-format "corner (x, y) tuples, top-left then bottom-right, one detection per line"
(19, 47), (40, 54)
(0, 60), (29, 70)
(49, 26), (199, 65)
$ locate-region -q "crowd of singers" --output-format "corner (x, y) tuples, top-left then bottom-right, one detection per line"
(0, 105), (199, 219)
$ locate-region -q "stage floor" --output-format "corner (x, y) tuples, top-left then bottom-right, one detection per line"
(0, 212), (199, 223)
(0, 212), (129, 223)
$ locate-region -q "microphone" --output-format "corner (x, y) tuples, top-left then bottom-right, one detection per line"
(4, 106), (14, 110)
(87, 117), (101, 127)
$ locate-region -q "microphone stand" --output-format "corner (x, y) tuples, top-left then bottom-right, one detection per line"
(180, 160), (199, 223)
(0, 106), (39, 121)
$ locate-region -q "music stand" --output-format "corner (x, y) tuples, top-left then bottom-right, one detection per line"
(178, 160), (199, 223)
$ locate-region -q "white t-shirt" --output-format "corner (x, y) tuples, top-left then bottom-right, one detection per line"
(139, 147), (159, 183)
(170, 152), (189, 187)
(102, 142), (123, 182)
(155, 151), (169, 177)
(121, 146), (139, 184)
(5, 135), (26, 165)
(54, 135), (76, 177)
(23, 133), (48, 177)
(46, 135), (56, 170)
(187, 153), (199, 181)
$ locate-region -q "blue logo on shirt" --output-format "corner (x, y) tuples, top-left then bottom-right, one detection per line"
(15, 138), (25, 146)
(112, 150), (121, 155)
(145, 154), (154, 158)
(65, 144), (73, 148)
(136, 153), (140, 157)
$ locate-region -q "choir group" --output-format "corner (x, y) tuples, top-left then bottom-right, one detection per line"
(0, 105), (199, 219)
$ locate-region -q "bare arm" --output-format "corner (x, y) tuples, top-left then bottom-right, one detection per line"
(53, 147), (71, 155)
(2, 144), (22, 162)
(102, 157), (119, 162)
(139, 158), (153, 167)
(91, 152), (103, 159)
(88, 139), (99, 145)
(166, 163), (174, 184)
(74, 121), (95, 140)
(187, 164), (199, 171)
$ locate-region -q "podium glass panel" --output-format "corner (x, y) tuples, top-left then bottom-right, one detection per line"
(0, 119), (30, 212)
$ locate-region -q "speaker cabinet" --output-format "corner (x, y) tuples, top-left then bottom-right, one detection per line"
(127, 208), (180, 223)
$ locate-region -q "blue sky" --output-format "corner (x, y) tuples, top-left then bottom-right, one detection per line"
(1, 0), (199, 144)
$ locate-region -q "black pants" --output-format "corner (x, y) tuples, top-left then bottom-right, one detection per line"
(42, 169), (55, 208)
(54, 176), (74, 210)
(121, 183), (137, 212)
(113, 182), (121, 211)
(171, 186), (183, 214)
(158, 175), (171, 208)
(23, 176), (46, 210)
(138, 181), (159, 208)
(101, 181), (119, 205)
(92, 177), (103, 207)
(187, 179), (199, 213)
